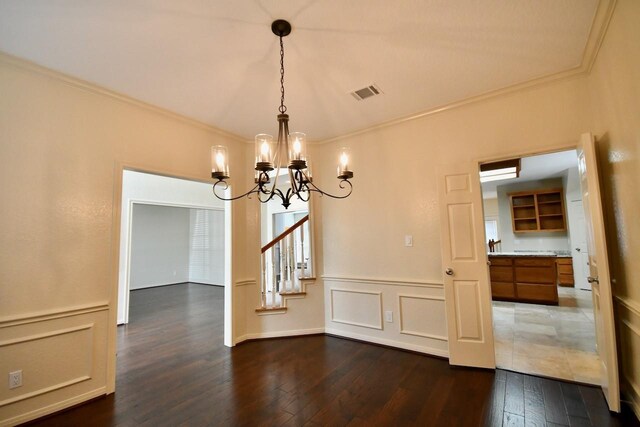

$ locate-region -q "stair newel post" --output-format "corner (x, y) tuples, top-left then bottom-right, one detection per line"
(260, 252), (267, 308)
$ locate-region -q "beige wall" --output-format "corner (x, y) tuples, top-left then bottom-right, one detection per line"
(483, 198), (499, 218)
(0, 54), (252, 425)
(1, 0), (639, 422)
(587, 0), (640, 417)
(314, 74), (591, 354)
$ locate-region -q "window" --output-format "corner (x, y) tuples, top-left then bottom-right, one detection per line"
(485, 219), (499, 242)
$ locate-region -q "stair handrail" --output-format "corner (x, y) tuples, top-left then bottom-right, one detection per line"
(261, 214), (309, 254)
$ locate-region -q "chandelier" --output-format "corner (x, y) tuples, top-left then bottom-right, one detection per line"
(210, 19), (354, 209)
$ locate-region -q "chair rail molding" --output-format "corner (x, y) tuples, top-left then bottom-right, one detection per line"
(0, 302), (109, 329)
(322, 275), (444, 288)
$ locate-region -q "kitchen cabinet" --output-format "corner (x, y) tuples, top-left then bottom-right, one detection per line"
(556, 257), (574, 287)
(509, 189), (567, 233)
(489, 254), (558, 304)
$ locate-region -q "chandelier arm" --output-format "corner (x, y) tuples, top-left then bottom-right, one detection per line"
(267, 187), (288, 206)
(305, 179), (354, 199)
(212, 180), (261, 201)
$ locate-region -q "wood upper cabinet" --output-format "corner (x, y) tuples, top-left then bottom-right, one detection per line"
(509, 188), (567, 233)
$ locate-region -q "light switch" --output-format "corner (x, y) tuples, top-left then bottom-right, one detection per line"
(385, 311), (393, 323)
(405, 235), (413, 247)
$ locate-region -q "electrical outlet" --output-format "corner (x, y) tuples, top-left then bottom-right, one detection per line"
(9, 370), (22, 389)
(404, 235), (413, 247)
(385, 310), (393, 323)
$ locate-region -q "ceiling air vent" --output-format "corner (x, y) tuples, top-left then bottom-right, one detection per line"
(351, 84), (382, 101)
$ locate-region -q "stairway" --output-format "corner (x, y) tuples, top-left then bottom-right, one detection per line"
(256, 214), (314, 312)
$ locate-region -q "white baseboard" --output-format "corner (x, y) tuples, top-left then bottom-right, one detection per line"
(234, 328), (325, 344)
(624, 381), (640, 421)
(1, 387), (106, 427)
(324, 328), (449, 358)
(235, 327), (449, 359)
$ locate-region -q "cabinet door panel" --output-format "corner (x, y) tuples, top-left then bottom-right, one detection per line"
(514, 257), (555, 267)
(515, 267), (555, 284)
(491, 282), (515, 298)
(489, 257), (513, 266)
(490, 266), (513, 282)
(516, 283), (558, 302)
(558, 265), (573, 275)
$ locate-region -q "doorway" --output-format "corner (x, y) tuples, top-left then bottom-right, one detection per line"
(116, 169), (232, 345)
(480, 150), (600, 384)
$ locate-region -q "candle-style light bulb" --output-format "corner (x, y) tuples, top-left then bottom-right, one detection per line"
(293, 138), (301, 158)
(288, 132), (307, 169)
(216, 152), (225, 169)
(255, 134), (274, 171)
(337, 147), (353, 179)
(211, 145), (230, 180)
(340, 152), (349, 169)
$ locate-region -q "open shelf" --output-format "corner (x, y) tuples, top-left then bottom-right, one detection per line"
(509, 188), (566, 233)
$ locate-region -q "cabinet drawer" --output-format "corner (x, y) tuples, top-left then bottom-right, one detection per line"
(490, 266), (513, 282)
(489, 257), (513, 266)
(514, 257), (555, 267)
(558, 264), (573, 275)
(556, 257), (573, 265)
(515, 267), (555, 284)
(516, 283), (558, 303)
(492, 282), (515, 298)
(558, 275), (575, 285)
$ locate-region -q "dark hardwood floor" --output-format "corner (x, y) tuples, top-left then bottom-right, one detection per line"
(27, 283), (638, 426)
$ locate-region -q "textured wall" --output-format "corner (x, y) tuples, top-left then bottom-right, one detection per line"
(587, 0), (640, 417)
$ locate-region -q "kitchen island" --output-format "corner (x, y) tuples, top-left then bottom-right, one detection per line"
(488, 252), (558, 305)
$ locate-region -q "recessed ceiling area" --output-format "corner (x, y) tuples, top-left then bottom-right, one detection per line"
(481, 150), (579, 199)
(0, 1), (599, 141)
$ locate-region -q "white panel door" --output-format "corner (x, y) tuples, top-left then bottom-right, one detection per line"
(438, 163), (495, 368)
(577, 133), (620, 412)
(568, 199), (590, 290)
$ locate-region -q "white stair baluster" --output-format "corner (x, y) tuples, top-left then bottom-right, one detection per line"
(270, 246), (277, 306)
(260, 252), (267, 308)
(292, 229), (299, 291)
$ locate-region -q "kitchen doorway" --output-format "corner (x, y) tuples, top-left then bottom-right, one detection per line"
(480, 149), (601, 384)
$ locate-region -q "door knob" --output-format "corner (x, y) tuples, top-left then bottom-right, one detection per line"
(575, 248), (581, 252)
(445, 268), (454, 276)
(587, 276), (599, 284)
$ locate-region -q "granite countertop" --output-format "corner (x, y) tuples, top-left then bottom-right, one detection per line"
(488, 251), (557, 257)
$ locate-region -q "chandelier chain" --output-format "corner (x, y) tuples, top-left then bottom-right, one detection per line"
(279, 35), (286, 114)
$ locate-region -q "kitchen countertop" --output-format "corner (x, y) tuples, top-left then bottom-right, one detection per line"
(488, 251), (557, 257)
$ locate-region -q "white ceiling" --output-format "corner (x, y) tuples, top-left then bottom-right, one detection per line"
(481, 150), (579, 198)
(0, 1), (599, 141)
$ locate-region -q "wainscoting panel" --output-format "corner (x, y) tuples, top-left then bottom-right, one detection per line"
(617, 297), (640, 419)
(398, 294), (447, 341)
(0, 304), (109, 426)
(330, 288), (382, 330)
(324, 277), (448, 357)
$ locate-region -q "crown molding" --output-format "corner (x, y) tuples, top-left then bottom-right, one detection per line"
(581, 0), (617, 73)
(0, 51), (247, 143)
(1, 0), (616, 146)
(318, 0), (617, 145)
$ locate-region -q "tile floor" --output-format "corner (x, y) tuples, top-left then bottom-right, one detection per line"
(493, 286), (601, 385)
